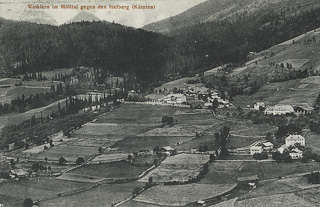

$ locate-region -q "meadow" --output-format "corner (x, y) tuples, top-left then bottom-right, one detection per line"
(139, 154), (209, 183)
(68, 161), (149, 179)
(134, 183), (236, 206)
(0, 178), (93, 207)
(40, 182), (145, 207)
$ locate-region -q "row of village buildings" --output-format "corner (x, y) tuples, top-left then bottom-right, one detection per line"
(148, 91), (312, 115)
(232, 134), (306, 160)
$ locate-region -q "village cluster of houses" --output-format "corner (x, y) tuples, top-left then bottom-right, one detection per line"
(252, 102), (313, 115)
(250, 134), (306, 160)
(158, 91), (231, 108)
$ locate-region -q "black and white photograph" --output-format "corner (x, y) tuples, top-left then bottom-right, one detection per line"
(1, 0), (320, 206)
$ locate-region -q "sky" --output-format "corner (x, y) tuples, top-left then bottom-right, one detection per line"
(0, 0), (206, 27)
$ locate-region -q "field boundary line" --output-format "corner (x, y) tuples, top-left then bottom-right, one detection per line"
(138, 165), (156, 178)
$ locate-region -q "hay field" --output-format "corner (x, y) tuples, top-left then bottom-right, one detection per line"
(134, 183), (236, 206)
(112, 136), (190, 152)
(139, 154), (209, 183)
(91, 153), (129, 163)
(235, 193), (315, 207)
(0, 178), (93, 207)
(40, 182), (144, 207)
(137, 124), (211, 137)
(96, 104), (178, 124)
(30, 144), (97, 162)
(68, 161), (148, 179)
(200, 161), (244, 184)
(233, 78), (319, 107)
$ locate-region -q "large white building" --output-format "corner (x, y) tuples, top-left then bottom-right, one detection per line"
(265, 105), (294, 115)
(250, 146), (263, 155)
(285, 134), (305, 147)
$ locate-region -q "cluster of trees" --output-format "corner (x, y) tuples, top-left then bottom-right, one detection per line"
(253, 152), (269, 160)
(0, 106), (108, 149)
(22, 72), (47, 81)
(215, 126), (230, 157)
(307, 172), (320, 184)
(161, 116), (175, 125)
(0, 83), (76, 116)
(272, 150), (292, 162)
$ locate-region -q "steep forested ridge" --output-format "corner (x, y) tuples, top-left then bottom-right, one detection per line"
(2, 4), (320, 88)
(0, 20), (169, 87)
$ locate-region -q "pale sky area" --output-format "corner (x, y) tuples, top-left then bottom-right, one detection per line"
(0, 0), (206, 27)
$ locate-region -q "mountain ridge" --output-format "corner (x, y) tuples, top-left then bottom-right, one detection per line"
(65, 11), (101, 24)
(143, 0), (320, 34)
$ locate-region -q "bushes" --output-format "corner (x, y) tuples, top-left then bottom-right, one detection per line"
(253, 152), (269, 160)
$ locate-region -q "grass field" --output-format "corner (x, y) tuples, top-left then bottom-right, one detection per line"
(96, 104), (178, 124)
(200, 161), (244, 184)
(0, 78), (62, 105)
(40, 182), (144, 207)
(134, 183), (236, 206)
(154, 76), (202, 92)
(91, 153), (129, 163)
(112, 136), (190, 152)
(239, 161), (320, 181)
(209, 198), (238, 207)
(0, 85), (50, 104)
(56, 173), (107, 183)
(68, 161), (148, 179)
(139, 154), (209, 183)
(174, 135), (218, 151)
(296, 187), (320, 204)
(229, 121), (277, 137)
(120, 200), (170, 207)
(305, 132), (320, 154)
(137, 124), (211, 137)
(30, 144), (98, 162)
(0, 178), (93, 207)
(233, 78), (319, 108)
(235, 193), (315, 207)
(239, 180), (299, 200)
(73, 122), (157, 138)
(174, 113), (224, 126)
(132, 155), (158, 166)
(228, 136), (263, 149)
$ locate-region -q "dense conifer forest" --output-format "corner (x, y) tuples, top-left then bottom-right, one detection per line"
(1, 6), (320, 88)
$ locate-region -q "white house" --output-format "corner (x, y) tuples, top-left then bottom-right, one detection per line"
(285, 134), (305, 147)
(250, 146), (263, 155)
(9, 169), (28, 178)
(289, 148), (303, 159)
(265, 105), (295, 115)
(254, 102), (265, 110)
(262, 142), (274, 151)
